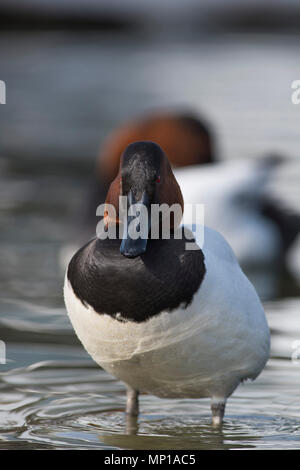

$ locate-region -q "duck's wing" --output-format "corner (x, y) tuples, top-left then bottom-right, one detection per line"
(177, 157), (300, 255)
(261, 197), (300, 253)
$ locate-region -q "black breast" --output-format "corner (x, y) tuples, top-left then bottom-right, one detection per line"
(67, 229), (206, 323)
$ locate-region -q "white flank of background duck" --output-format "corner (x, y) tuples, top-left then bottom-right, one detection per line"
(175, 158), (284, 268)
(64, 141), (270, 425)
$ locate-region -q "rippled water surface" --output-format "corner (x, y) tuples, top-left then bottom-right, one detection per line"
(0, 31), (300, 449)
(0, 297), (300, 449)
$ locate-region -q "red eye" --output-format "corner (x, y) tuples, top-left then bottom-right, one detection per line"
(156, 176), (160, 183)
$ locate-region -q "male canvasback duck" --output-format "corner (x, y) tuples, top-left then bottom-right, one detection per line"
(64, 141), (270, 425)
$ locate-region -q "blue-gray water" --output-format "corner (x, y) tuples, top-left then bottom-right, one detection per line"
(0, 31), (300, 449)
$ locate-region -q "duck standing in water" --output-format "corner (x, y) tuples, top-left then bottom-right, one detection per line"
(64, 141), (270, 425)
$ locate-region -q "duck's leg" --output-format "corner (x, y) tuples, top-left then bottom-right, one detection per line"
(126, 385), (139, 416)
(211, 397), (226, 426)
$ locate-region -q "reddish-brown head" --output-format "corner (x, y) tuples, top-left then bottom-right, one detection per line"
(104, 141), (184, 258)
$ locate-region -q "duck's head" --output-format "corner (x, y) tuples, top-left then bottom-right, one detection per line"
(104, 141), (184, 258)
(98, 112), (215, 187)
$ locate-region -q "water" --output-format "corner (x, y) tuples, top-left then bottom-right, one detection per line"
(0, 298), (300, 449)
(0, 30), (300, 449)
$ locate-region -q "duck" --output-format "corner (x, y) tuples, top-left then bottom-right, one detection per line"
(86, 111), (300, 273)
(64, 141), (270, 426)
(97, 110), (215, 189)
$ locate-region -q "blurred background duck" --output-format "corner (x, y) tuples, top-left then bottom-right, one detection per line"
(81, 110), (300, 293)
(62, 110), (216, 267)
